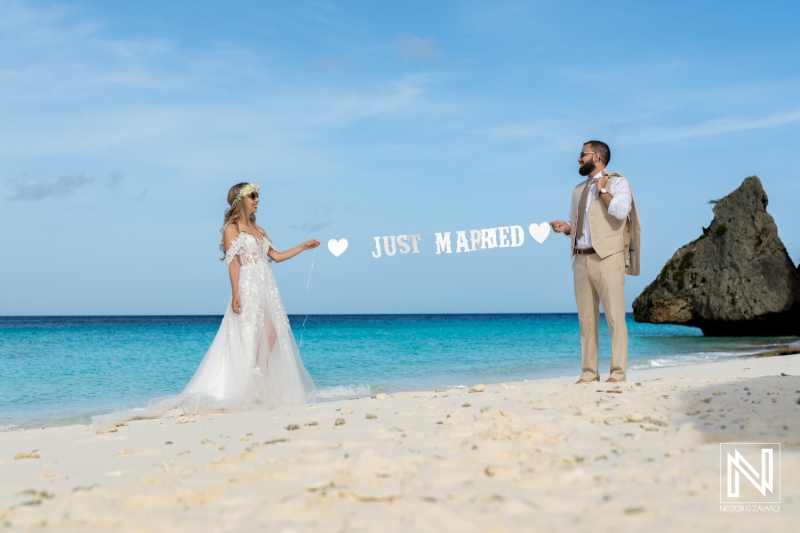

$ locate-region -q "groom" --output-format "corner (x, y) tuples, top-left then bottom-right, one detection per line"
(550, 141), (641, 383)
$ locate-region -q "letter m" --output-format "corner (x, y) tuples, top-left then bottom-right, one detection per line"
(434, 232), (452, 254)
(727, 448), (774, 498)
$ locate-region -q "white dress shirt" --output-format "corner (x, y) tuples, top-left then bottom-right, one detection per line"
(568, 170), (632, 250)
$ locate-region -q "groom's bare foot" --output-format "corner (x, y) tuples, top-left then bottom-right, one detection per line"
(605, 377), (621, 383)
(575, 378), (596, 384)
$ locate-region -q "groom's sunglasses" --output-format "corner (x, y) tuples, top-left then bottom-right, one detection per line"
(249, 193), (259, 199)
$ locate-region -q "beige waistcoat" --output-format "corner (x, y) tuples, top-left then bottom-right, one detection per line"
(569, 170), (641, 276)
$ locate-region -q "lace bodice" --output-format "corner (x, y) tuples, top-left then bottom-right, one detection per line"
(224, 232), (274, 266)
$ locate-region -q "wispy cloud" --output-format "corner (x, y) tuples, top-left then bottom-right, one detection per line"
(287, 202), (333, 232)
(625, 109), (800, 143)
(2, 0), (798, 195)
(0, 2), (447, 179)
(394, 34), (444, 64)
(307, 57), (356, 70)
(0, 1), (98, 47)
(458, 1), (542, 35)
(319, 75), (431, 123)
(6, 173), (93, 201)
(105, 171), (125, 189)
(288, 221), (332, 232)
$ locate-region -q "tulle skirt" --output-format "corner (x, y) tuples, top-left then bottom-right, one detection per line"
(93, 265), (316, 425)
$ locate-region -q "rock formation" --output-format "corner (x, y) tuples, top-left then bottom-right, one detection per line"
(633, 176), (800, 336)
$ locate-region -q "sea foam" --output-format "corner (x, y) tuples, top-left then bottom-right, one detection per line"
(315, 384), (372, 399)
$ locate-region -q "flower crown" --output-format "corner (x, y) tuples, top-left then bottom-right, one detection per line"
(235, 183), (260, 202)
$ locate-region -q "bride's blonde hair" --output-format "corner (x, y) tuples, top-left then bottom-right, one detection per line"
(219, 182), (258, 259)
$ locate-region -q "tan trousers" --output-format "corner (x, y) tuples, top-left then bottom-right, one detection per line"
(572, 251), (628, 381)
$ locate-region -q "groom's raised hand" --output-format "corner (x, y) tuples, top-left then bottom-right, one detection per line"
(550, 220), (570, 235)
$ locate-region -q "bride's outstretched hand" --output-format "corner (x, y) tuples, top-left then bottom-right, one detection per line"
(303, 239), (321, 250)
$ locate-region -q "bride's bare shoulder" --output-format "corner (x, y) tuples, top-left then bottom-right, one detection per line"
(223, 224), (241, 244)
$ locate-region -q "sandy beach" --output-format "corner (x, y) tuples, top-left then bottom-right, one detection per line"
(1, 355), (798, 532)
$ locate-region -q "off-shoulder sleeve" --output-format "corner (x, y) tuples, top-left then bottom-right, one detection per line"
(266, 240), (276, 263)
(224, 237), (243, 266)
(262, 233), (277, 263)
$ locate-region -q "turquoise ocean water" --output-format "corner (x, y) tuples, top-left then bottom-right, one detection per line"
(1, 314), (798, 431)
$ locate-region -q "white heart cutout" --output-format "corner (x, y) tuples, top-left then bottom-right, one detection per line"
(528, 222), (550, 244)
(327, 238), (349, 257)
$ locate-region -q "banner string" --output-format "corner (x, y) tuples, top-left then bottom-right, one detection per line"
(298, 249), (316, 351)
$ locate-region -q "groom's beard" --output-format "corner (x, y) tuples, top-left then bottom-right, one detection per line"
(579, 160), (596, 176)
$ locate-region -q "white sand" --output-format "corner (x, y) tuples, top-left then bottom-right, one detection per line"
(1, 355), (798, 532)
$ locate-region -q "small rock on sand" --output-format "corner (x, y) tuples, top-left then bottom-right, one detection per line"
(469, 384), (486, 393)
(375, 393), (389, 400)
(335, 418), (346, 426)
(14, 452), (40, 460)
(17, 489), (54, 500)
(365, 413), (377, 419)
(624, 507), (645, 515)
(307, 480), (335, 492)
(626, 413), (644, 423)
(645, 416), (668, 427)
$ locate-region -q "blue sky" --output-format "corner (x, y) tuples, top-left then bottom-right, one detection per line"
(1, 0), (798, 315)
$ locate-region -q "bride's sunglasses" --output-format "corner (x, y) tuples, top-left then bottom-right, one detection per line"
(249, 192), (259, 200)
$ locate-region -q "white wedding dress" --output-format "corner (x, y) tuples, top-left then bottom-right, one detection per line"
(93, 232), (316, 425)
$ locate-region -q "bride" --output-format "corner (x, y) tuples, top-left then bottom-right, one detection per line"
(94, 182), (318, 424)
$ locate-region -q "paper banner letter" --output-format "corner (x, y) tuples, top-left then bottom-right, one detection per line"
(469, 229), (482, 251)
(481, 228), (498, 249)
(397, 235), (411, 254)
(455, 231), (470, 253)
(497, 226), (510, 248)
(510, 225), (524, 247)
(383, 236), (397, 256)
(409, 234), (421, 253)
(397, 234), (421, 254)
(435, 232), (452, 254)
